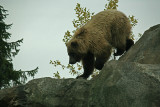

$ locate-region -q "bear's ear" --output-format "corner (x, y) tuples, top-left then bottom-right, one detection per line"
(71, 41), (78, 48)
(77, 27), (87, 37)
(79, 27), (87, 35)
(80, 27), (87, 33)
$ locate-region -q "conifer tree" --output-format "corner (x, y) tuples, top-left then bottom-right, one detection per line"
(0, 5), (38, 89)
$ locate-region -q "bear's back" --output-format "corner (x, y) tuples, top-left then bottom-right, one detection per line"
(84, 9), (130, 44)
(85, 9), (128, 29)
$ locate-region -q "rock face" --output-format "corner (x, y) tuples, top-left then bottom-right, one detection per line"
(0, 24), (160, 107)
(119, 24), (160, 64)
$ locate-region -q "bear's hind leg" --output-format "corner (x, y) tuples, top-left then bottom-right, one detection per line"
(95, 47), (112, 70)
(113, 35), (126, 56)
(114, 39), (134, 56)
(95, 57), (107, 70)
(126, 39), (134, 51)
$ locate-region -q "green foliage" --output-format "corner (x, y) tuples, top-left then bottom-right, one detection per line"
(73, 3), (94, 29)
(63, 30), (72, 44)
(53, 71), (61, 79)
(50, 60), (81, 79)
(105, 0), (118, 10)
(63, 3), (94, 44)
(0, 5), (38, 89)
(17, 67), (38, 84)
(129, 15), (138, 27)
(128, 15), (138, 40)
(51, 0), (140, 79)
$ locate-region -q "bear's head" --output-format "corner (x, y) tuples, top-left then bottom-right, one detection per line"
(66, 27), (89, 64)
(66, 41), (82, 64)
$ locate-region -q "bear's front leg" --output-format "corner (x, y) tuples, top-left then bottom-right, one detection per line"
(95, 56), (107, 70)
(76, 52), (94, 79)
(95, 50), (112, 70)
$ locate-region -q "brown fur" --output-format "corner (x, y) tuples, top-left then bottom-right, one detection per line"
(66, 9), (133, 79)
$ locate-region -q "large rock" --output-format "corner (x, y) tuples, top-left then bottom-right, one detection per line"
(0, 24), (160, 107)
(91, 61), (160, 107)
(119, 24), (160, 64)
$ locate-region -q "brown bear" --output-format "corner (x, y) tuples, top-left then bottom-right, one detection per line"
(66, 9), (134, 79)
